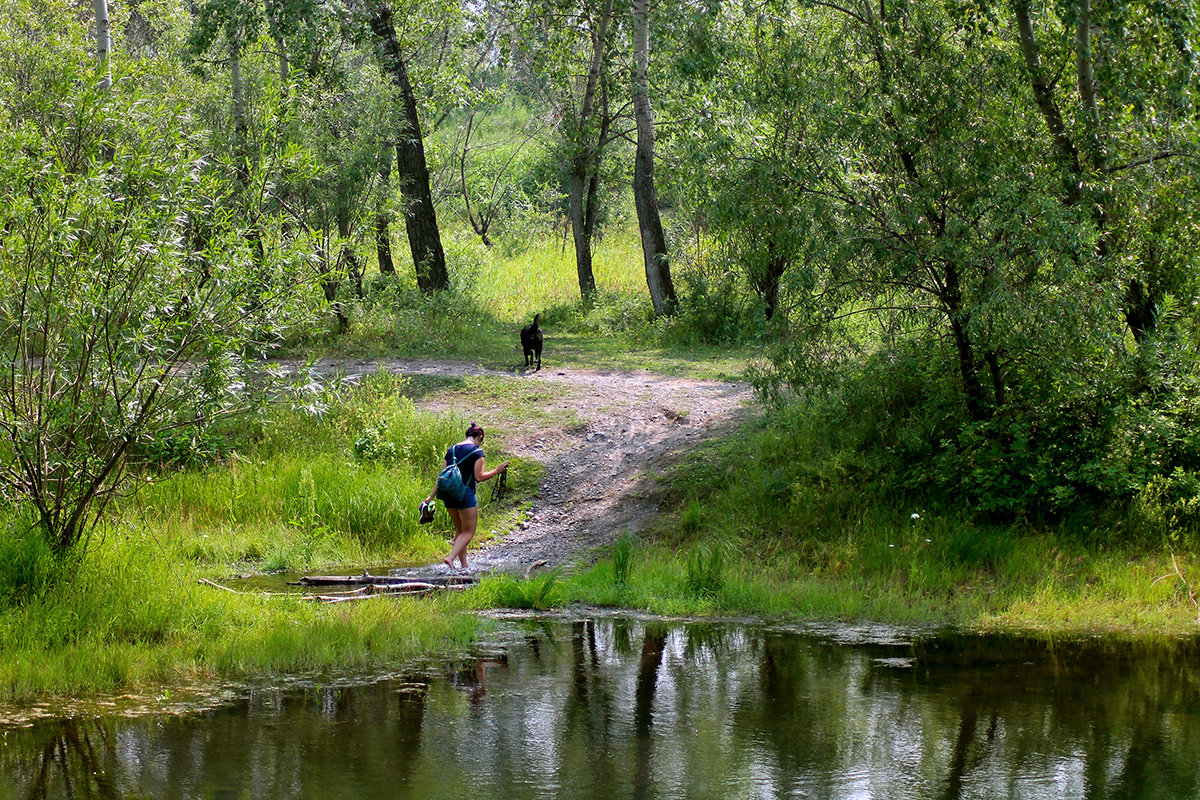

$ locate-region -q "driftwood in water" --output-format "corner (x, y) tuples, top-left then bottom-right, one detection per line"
(198, 574), (476, 603)
(295, 572), (478, 602)
(311, 581), (476, 604)
(294, 573), (478, 588)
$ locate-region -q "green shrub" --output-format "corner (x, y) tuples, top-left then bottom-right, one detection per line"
(749, 323), (1200, 534)
(666, 264), (766, 346)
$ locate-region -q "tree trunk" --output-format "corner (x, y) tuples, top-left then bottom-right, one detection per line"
(93, 0), (112, 92)
(93, 0), (115, 164)
(229, 43), (249, 178)
(1075, 0), (1106, 172)
(943, 263), (987, 421)
(1014, 0), (1157, 338)
(985, 351), (1007, 407)
(567, 0), (615, 303)
(376, 217), (396, 275)
(318, 247), (348, 333)
(376, 146), (396, 274)
(337, 215), (364, 300)
(569, 168), (597, 299)
(759, 255), (789, 321)
(228, 33), (266, 265)
(631, 0), (676, 316)
(1124, 277), (1158, 342)
(369, 2), (449, 293)
(265, 2), (291, 92)
(1012, 0), (1083, 202)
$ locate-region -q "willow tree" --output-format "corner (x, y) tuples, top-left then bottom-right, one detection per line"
(0, 5), (304, 556)
(92, 0), (112, 92)
(676, 0), (1199, 514)
(1010, 0), (1199, 342)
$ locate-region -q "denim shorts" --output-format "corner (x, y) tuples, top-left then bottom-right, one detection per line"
(443, 486), (478, 510)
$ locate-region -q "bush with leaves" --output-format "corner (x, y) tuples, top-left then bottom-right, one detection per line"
(0, 14), (307, 556)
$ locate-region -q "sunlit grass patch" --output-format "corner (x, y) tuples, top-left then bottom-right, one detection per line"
(464, 225), (648, 323)
(476, 569), (564, 610)
(306, 222), (755, 379)
(0, 529), (484, 703)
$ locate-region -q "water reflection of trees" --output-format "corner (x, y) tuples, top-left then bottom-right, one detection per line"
(734, 631), (1200, 799)
(511, 621), (1200, 799)
(9, 720), (120, 800)
(5, 626), (1200, 799)
(3, 678), (432, 800)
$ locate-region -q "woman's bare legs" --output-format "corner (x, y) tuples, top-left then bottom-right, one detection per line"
(445, 507), (479, 569)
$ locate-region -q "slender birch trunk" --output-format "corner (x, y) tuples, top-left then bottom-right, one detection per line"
(93, 0), (112, 92)
(631, 0), (676, 316)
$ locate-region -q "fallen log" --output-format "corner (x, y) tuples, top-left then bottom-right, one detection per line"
(373, 581), (439, 593)
(294, 573), (478, 588)
(312, 582), (472, 603)
(311, 586), (374, 598)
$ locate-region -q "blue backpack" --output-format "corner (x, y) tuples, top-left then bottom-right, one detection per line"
(436, 446), (481, 503)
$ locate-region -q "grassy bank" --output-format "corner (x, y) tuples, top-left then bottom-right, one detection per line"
(0, 370), (541, 704)
(0, 540), (481, 703)
(548, 415), (1200, 637)
(1, 361), (1197, 706)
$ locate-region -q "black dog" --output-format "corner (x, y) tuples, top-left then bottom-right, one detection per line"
(521, 313), (543, 371)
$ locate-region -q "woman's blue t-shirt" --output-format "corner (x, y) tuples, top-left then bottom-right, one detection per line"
(445, 443), (484, 488)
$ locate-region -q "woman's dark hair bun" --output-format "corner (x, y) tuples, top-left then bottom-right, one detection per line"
(466, 422), (485, 438)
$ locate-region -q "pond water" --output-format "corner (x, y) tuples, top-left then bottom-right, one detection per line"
(3, 613), (1199, 799)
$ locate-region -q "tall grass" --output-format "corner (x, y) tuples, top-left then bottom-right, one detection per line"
(452, 224), (649, 323)
(477, 568), (564, 610)
(0, 528), (480, 702)
(126, 371), (470, 571)
(0, 371), (522, 701)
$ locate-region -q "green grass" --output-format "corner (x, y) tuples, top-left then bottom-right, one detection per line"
(558, 533), (1200, 632)
(294, 223), (756, 381)
(0, 533), (482, 702)
(552, 415), (1200, 636)
(0, 372), (532, 703)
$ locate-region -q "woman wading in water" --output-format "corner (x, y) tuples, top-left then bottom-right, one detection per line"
(426, 423), (508, 570)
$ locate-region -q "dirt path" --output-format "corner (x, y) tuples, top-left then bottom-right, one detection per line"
(305, 358), (757, 573)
